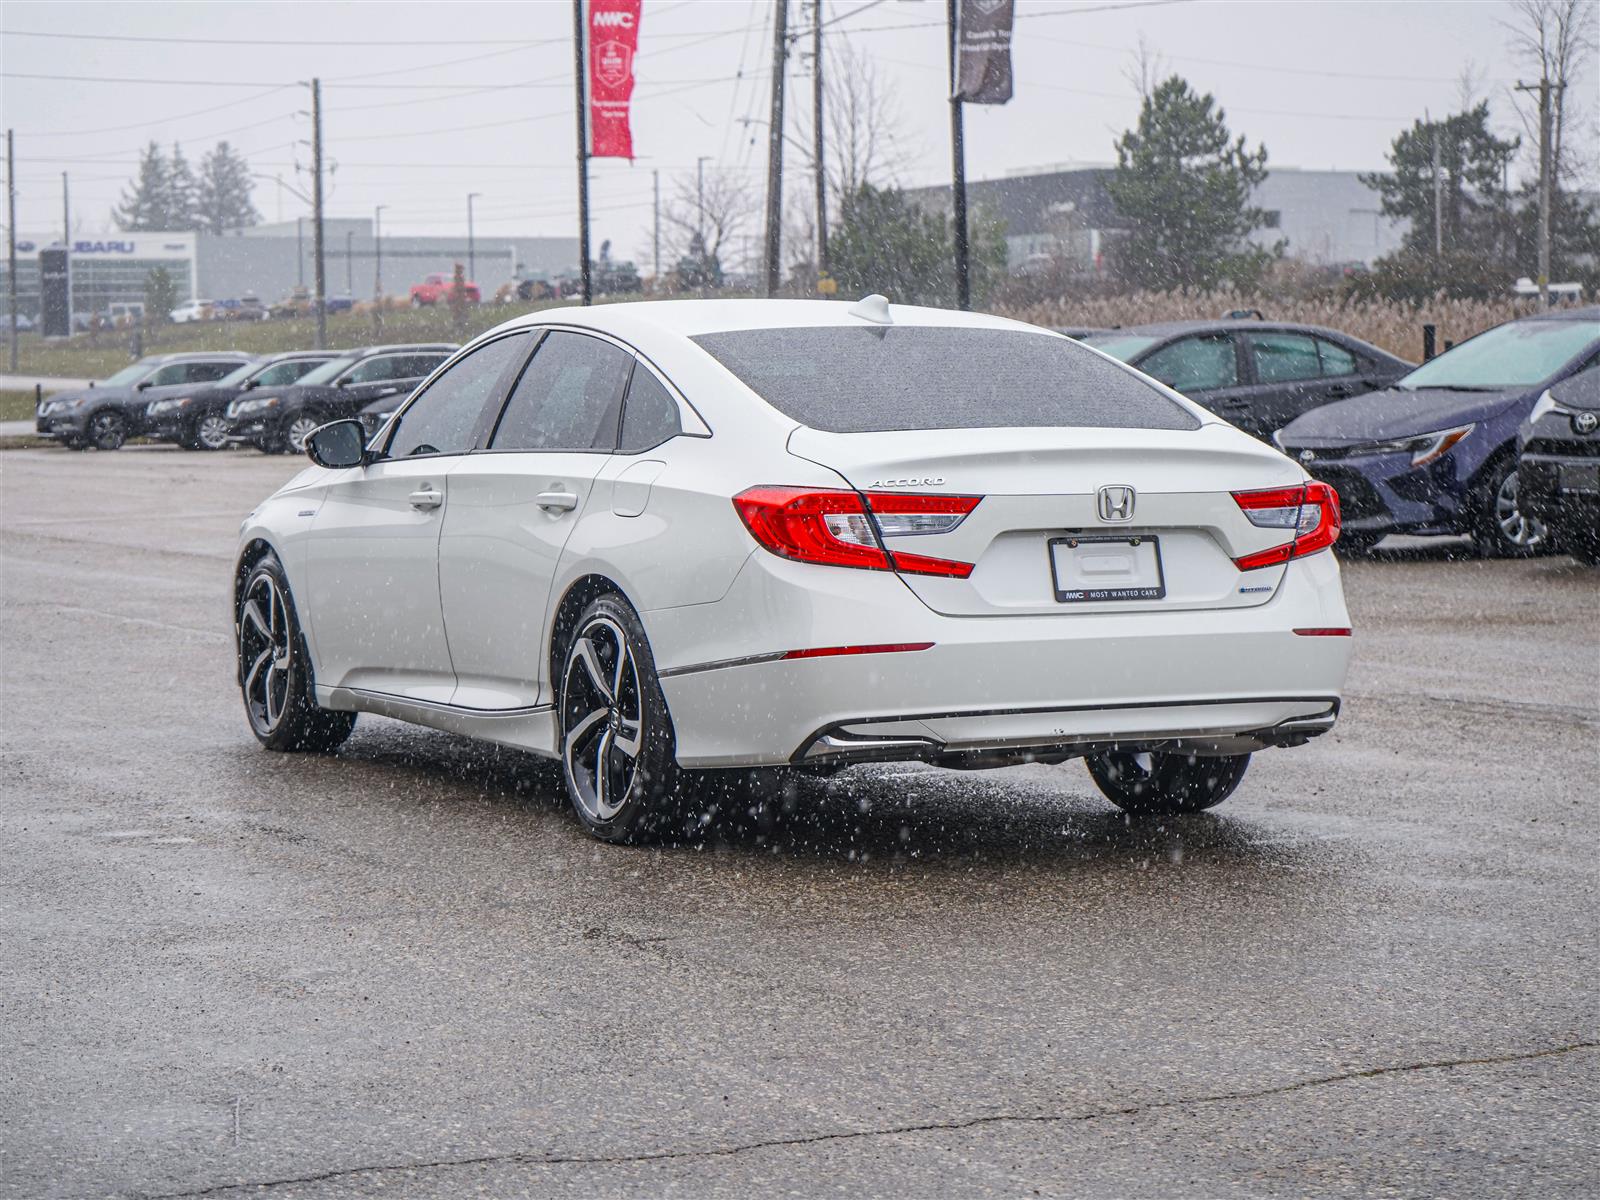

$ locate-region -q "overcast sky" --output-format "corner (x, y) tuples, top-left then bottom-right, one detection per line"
(2, 0), (1588, 265)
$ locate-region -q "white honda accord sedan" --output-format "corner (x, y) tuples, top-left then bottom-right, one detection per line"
(234, 297), (1353, 841)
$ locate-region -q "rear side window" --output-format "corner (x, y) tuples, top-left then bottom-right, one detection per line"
(188, 362), (242, 383)
(1316, 339), (1358, 377)
(345, 355), (408, 384)
(490, 332), (633, 451)
(1140, 335), (1238, 393)
(692, 326), (1200, 432)
(618, 366), (682, 452)
(384, 334), (530, 458)
(1249, 333), (1322, 384)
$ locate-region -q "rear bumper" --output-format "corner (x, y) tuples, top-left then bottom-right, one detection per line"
(648, 550), (1352, 769)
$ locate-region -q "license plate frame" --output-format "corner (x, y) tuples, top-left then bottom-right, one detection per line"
(1048, 534), (1166, 603)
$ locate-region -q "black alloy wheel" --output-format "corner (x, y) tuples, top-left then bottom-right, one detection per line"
(559, 595), (681, 842)
(1085, 749), (1252, 815)
(86, 410), (127, 451)
(237, 553), (357, 752)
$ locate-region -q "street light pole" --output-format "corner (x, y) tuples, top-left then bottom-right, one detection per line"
(373, 204), (386, 299)
(467, 192), (480, 283)
(7, 128), (18, 372)
(310, 77), (327, 350)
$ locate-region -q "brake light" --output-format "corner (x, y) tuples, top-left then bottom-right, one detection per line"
(1231, 482), (1342, 570)
(732, 487), (978, 578)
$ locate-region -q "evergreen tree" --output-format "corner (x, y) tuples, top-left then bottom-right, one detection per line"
(1360, 105), (1519, 261)
(830, 183), (1007, 307)
(1106, 76), (1276, 290)
(168, 143), (198, 230)
(195, 141), (261, 234)
(114, 142), (173, 231)
(144, 267), (179, 322)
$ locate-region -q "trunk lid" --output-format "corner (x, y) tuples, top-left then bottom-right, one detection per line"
(788, 425), (1306, 617)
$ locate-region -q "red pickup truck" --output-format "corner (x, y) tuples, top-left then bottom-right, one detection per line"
(409, 273), (481, 306)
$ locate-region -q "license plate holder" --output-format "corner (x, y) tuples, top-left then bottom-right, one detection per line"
(1558, 462), (1600, 494)
(1049, 535), (1166, 603)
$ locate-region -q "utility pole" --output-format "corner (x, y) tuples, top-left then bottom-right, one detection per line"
(696, 155), (711, 249)
(947, 0), (970, 310)
(812, 0), (827, 281)
(310, 77), (327, 349)
(652, 168), (661, 285)
(373, 204), (386, 299)
(296, 217), (304, 287)
(345, 229), (354, 293)
(7, 129), (17, 372)
(467, 192), (480, 283)
(572, 0), (592, 305)
(1516, 78), (1562, 306)
(762, 0), (788, 297)
(62, 170), (71, 322)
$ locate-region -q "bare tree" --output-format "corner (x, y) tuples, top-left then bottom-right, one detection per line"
(1504, 0), (1598, 185)
(821, 37), (912, 198)
(1124, 34), (1168, 100)
(658, 168), (760, 271)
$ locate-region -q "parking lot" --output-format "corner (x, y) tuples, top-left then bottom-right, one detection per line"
(2, 445), (1596, 1198)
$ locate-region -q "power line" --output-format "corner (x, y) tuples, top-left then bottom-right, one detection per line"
(25, 86), (297, 137)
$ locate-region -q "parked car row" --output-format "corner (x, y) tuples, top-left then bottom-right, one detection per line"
(1076, 309), (1599, 561)
(170, 296), (271, 324)
(34, 342), (456, 454)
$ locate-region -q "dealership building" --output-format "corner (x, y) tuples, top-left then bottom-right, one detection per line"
(2, 219), (579, 322)
(907, 164), (1410, 274)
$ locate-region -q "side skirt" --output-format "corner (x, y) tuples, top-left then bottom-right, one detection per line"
(321, 686), (560, 758)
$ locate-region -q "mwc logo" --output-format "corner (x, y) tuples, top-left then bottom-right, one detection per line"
(593, 10), (634, 27)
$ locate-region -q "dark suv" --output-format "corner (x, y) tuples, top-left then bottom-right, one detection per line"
(36, 352), (258, 450)
(1079, 320), (1411, 441)
(145, 351), (340, 450)
(224, 343), (456, 453)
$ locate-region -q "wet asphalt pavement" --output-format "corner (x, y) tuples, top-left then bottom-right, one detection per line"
(2, 447), (1596, 1199)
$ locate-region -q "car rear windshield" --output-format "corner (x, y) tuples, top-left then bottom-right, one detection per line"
(1398, 318), (1599, 390)
(691, 326), (1200, 432)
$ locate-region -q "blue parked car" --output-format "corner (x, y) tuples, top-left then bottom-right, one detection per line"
(1276, 307), (1600, 557)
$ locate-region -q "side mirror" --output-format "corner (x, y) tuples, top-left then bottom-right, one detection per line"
(305, 419), (367, 470)
(136, 380), (153, 391)
(242, 378), (259, 390)
(335, 376), (350, 388)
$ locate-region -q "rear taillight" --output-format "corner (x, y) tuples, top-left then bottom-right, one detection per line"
(1231, 482), (1341, 571)
(732, 487), (979, 578)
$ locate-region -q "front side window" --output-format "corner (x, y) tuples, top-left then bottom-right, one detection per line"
(295, 356), (358, 387)
(145, 363), (193, 387)
(618, 365), (682, 452)
(490, 332), (633, 451)
(392, 353), (451, 380)
(693, 327), (1201, 432)
(344, 355), (410, 385)
(1249, 333), (1322, 384)
(383, 334), (531, 459)
(1140, 335), (1238, 394)
(253, 358), (331, 387)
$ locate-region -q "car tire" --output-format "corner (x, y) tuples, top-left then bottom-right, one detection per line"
(283, 412), (323, 454)
(1471, 456), (1547, 558)
(558, 594), (683, 843)
(86, 410), (127, 451)
(1085, 749), (1251, 815)
(188, 412), (232, 451)
(237, 553), (356, 753)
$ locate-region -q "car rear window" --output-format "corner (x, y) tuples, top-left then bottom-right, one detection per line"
(692, 326), (1200, 432)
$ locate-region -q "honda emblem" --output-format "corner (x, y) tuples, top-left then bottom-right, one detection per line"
(1097, 484), (1136, 523)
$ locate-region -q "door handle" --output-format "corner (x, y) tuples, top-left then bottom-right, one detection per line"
(409, 487), (444, 510)
(375, 387), (400, 398)
(536, 490), (579, 513)
(1325, 382), (1358, 398)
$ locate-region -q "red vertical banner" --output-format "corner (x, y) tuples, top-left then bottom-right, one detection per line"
(588, 0), (642, 159)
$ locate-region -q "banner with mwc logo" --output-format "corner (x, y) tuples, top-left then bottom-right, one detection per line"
(588, 0), (641, 160)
